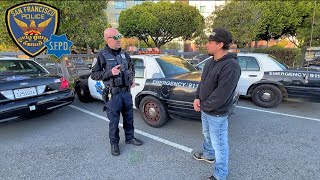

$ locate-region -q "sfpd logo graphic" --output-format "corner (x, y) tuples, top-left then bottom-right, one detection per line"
(5, 2), (59, 57)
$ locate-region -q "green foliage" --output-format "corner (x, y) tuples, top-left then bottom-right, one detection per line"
(209, 1), (264, 47)
(250, 47), (303, 67)
(296, 1), (320, 47)
(194, 31), (208, 54)
(0, 0), (24, 49)
(160, 41), (182, 51)
(256, 0), (315, 46)
(118, 1), (204, 48)
(208, 0), (320, 48)
(46, 1), (109, 51)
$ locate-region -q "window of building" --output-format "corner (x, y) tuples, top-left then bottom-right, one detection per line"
(115, 14), (120, 22)
(200, 6), (206, 13)
(134, 0), (145, 5)
(115, 1), (126, 9)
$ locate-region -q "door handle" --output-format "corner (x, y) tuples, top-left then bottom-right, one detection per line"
(249, 75), (257, 77)
(135, 83), (140, 86)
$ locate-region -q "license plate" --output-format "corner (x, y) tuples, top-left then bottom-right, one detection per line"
(13, 87), (37, 99)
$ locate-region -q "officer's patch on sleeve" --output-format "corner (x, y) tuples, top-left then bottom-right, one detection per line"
(121, 53), (126, 59)
(92, 58), (97, 67)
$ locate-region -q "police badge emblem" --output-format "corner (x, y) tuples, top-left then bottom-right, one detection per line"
(121, 53), (126, 59)
(5, 2), (60, 57)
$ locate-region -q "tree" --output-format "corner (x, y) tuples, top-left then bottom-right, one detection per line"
(47, 1), (109, 52)
(208, 1), (264, 48)
(208, 0), (319, 48)
(0, 1), (22, 50)
(118, 1), (204, 48)
(296, 1), (320, 47)
(255, 1), (315, 46)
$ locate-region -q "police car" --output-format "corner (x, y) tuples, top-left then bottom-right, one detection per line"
(196, 53), (320, 108)
(74, 54), (239, 127)
(0, 57), (75, 122)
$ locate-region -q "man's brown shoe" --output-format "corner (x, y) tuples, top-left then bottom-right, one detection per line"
(193, 152), (215, 163)
(125, 138), (143, 146)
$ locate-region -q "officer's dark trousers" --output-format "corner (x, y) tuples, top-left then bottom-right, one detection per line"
(105, 90), (134, 145)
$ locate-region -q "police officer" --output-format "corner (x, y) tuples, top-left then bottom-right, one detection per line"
(91, 28), (143, 156)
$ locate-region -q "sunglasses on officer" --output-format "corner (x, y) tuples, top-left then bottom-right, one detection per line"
(106, 34), (123, 40)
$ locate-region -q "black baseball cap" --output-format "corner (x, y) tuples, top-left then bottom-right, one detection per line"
(208, 28), (233, 46)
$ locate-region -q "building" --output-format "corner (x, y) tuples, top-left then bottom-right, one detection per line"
(106, 0), (226, 51)
(188, 0), (226, 18)
(106, 0), (218, 28)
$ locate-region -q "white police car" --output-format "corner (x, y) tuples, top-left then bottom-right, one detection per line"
(196, 53), (320, 108)
(74, 54), (239, 127)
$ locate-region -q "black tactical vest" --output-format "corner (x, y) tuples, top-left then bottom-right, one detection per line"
(101, 49), (133, 88)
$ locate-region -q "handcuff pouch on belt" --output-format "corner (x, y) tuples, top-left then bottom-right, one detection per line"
(102, 86), (112, 103)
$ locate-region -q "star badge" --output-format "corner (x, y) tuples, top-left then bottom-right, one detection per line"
(44, 34), (73, 58)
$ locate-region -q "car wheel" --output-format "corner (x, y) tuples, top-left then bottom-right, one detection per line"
(252, 84), (283, 108)
(75, 83), (92, 103)
(139, 96), (169, 128)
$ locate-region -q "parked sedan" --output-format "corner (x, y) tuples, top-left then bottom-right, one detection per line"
(196, 53), (320, 108)
(0, 57), (74, 122)
(74, 54), (239, 127)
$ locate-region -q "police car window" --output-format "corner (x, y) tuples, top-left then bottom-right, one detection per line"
(268, 55), (288, 70)
(0, 60), (47, 76)
(237, 57), (247, 70)
(156, 56), (196, 77)
(238, 56), (260, 71)
(197, 57), (212, 70)
(132, 58), (144, 78)
(198, 61), (205, 70)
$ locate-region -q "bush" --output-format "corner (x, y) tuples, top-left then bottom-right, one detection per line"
(248, 47), (303, 67)
(160, 41), (183, 51)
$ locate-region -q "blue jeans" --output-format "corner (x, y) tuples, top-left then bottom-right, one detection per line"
(201, 111), (229, 180)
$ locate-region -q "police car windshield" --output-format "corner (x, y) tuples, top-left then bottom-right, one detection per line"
(268, 55), (288, 70)
(0, 60), (47, 76)
(156, 56), (196, 77)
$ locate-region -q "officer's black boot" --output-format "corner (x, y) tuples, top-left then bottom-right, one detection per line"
(111, 144), (120, 156)
(125, 138), (143, 146)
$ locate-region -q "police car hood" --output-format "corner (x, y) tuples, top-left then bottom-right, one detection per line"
(169, 71), (202, 82)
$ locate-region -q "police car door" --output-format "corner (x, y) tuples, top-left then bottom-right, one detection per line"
(130, 57), (146, 108)
(237, 56), (264, 96)
(88, 77), (104, 101)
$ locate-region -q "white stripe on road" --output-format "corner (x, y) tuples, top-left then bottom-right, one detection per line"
(236, 106), (320, 122)
(69, 105), (193, 153)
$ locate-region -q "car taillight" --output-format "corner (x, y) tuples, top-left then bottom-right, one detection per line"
(59, 77), (69, 90)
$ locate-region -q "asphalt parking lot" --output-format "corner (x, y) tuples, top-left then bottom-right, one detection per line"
(1, 97), (320, 180)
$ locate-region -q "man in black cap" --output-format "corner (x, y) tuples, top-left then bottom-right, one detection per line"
(193, 28), (241, 180)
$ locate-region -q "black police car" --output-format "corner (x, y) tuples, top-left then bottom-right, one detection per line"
(75, 54), (239, 127)
(0, 57), (74, 122)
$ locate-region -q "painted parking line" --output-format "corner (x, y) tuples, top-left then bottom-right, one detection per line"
(236, 106), (320, 122)
(69, 105), (193, 153)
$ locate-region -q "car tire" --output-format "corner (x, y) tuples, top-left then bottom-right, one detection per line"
(75, 83), (92, 103)
(139, 96), (169, 128)
(252, 84), (283, 108)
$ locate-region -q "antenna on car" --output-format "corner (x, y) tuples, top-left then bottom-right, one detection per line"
(305, 0), (317, 84)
